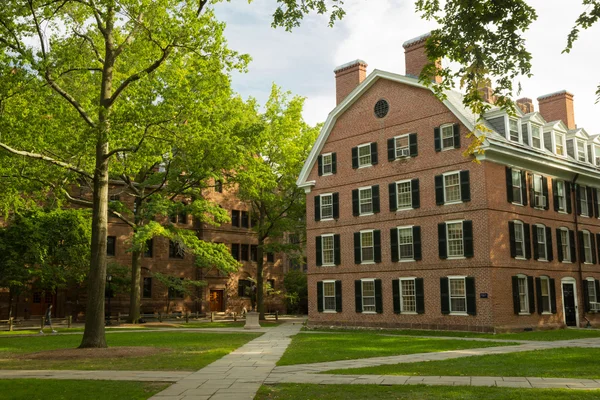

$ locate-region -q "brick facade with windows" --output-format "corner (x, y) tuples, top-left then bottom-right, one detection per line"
(297, 33), (600, 332)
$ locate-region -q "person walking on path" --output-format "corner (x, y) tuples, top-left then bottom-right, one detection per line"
(39, 304), (57, 334)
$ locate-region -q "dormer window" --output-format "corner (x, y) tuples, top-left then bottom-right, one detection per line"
(595, 145), (600, 166)
(531, 125), (542, 149)
(555, 132), (565, 156)
(577, 140), (586, 162)
(509, 119), (519, 142)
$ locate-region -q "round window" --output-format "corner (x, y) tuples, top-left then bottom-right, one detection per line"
(374, 99), (389, 118)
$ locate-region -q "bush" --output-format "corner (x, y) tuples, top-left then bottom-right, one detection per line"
(284, 269), (307, 314)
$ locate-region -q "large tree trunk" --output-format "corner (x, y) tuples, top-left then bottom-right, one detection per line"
(129, 249), (142, 323)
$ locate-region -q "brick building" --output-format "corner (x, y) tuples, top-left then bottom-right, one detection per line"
(296, 33), (600, 332)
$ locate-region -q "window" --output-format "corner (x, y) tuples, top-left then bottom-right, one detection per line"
(583, 231), (593, 263)
(587, 279), (598, 308)
(517, 275), (529, 313)
(107, 236), (116, 256)
(400, 278), (416, 313)
(512, 170), (522, 204)
(321, 194), (333, 219)
(322, 235), (335, 265)
(514, 221), (525, 258)
(144, 239), (153, 258)
(580, 185), (589, 216)
(231, 243), (240, 261)
(241, 244), (249, 261)
(555, 133), (565, 156)
(444, 172), (461, 203)
(509, 118), (519, 142)
(322, 153), (333, 175)
(374, 99), (389, 118)
(533, 174), (546, 208)
(238, 279), (252, 297)
(556, 180), (566, 212)
(577, 140), (587, 162)
(398, 227), (414, 260)
(595, 145), (600, 166)
(447, 222), (464, 257)
(215, 180), (223, 193)
(33, 292), (41, 304)
(323, 281), (336, 311)
(359, 187), (373, 214)
(394, 135), (410, 158)
(361, 280), (376, 312)
(266, 252), (275, 263)
(358, 144), (372, 167)
(531, 124), (542, 149)
(449, 278), (467, 313)
(536, 225), (547, 260)
(540, 276), (551, 313)
(267, 279), (275, 290)
(241, 211), (249, 228)
(169, 241), (184, 259)
(360, 231), (374, 263)
(441, 124), (454, 149)
(231, 210), (240, 227)
(143, 277), (152, 298)
(396, 181), (412, 210)
(250, 245), (258, 262)
(560, 229), (570, 262)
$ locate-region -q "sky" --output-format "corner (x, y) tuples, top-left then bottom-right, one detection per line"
(212, 0), (600, 133)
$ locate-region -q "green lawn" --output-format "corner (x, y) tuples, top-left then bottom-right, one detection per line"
(255, 383), (600, 400)
(0, 327), (146, 336)
(277, 332), (516, 366)
(327, 348), (600, 379)
(0, 331), (261, 371)
(0, 379), (168, 400)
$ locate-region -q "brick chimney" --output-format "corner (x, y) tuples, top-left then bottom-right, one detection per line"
(537, 91), (576, 129)
(516, 98), (534, 114)
(477, 79), (496, 104)
(334, 60), (368, 105)
(402, 33), (442, 83)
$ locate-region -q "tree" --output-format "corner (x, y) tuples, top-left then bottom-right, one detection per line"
(235, 85), (319, 320)
(152, 272), (205, 314)
(283, 269), (308, 314)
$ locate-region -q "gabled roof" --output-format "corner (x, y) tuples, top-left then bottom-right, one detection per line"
(521, 112), (546, 126)
(567, 128), (590, 140)
(544, 120), (569, 133)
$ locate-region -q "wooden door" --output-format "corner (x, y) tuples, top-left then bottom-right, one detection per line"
(210, 290), (224, 312)
(562, 283), (577, 326)
(31, 291), (55, 316)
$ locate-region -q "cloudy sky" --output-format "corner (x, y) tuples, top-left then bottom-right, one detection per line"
(212, 0), (600, 133)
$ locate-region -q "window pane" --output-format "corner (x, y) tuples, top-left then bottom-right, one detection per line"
(512, 170), (522, 203)
(514, 223), (524, 257)
(555, 133), (564, 155)
(518, 277), (528, 312)
(361, 231), (374, 262)
(398, 228), (414, 259)
(323, 282), (336, 311)
(362, 280), (375, 312)
(509, 119), (519, 142)
(444, 173), (461, 202)
(397, 182), (412, 209)
(322, 154), (332, 174)
(360, 188), (373, 214)
(401, 280), (416, 312)
(442, 126), (454, 149)
(561, 230), (569, 261)
(532, 125), (541, 148)
(450, 278), (466, 312)
(322, 236), (334, 265)
(447, 222), (464, 257)
(395, 136), (409, 158)
(321, 195), (333, 219)
(358, 145), (371, 166)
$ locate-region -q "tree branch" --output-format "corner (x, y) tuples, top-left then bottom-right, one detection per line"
(72, 28), (105, 64)
(28, 0), (47, 60)
(43, 70), (97, 128)
(113, 12), (143, 58)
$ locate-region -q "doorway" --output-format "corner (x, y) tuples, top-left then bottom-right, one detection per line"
(209, 290), (224, 312)
(30, 291), (55, 316)
(561, 279), (578, 327)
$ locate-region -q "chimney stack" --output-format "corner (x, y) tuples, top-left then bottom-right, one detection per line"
(537, 91), (576, 129)
(516, 98), (534, 114)
(402, 33), (442, 83)
(334, 60), (368, 105)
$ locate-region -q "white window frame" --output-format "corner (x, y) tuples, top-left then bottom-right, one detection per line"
(360, 230), (375, 264)
(511, 169), (523, 205)
(320, 193), (333, 220)
(358, 186), (373, 216)
(556, 180), (566, 213)
(394, 134), (411, 159)
(577, 140), (587, 162)
(560, 228), (571, 263)
(554, 132), (566, 156)
(397, 226), (415, 262)
(446, 220), (465, 259)
(321, 234), (335, 266)
(530, 123), (542, 149)
(395, 179), (413, 211)
(448, 275), (467, 315)
(361, 278), (376, 313)
(533, 174), (546, 209)
(443, 171), (462, 204)
(594, 145), (600, 166)
(516, 274), (530, 314)
(580, 185), (589, 217)
(514, 220), (525, 259)
(587, 278), (598, 311)
(508, 117), (520, 143)
(440, 123), (455, 150)
(357, 143), (372, 168)
(536, 224), (547, 261)
(399, 277), (417, 313)
(583, 230), (593, 264)
(540, 276), (551, 314)
(321, 153), (333, 175)
(322, 280), (337, 312)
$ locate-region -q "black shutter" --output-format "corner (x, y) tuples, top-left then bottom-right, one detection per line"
(460, 170), (470, 202)
(583, 280), (590, 313)
(387, 138), (395, 161)
(556, 228), (563, 262)
(389, 182), (397, 211)
(411, 179), (420, 209)
(375, 279), (383, 313)
(576, 185), (582, 215)
(508, 221), (516, 258)
(314, 196), (321, 221)
(542, 176), (549, 210)
(331, 152), (337, 174)
(565, 181), (572, 213)
(354, 232), (361, 264)
(334, 234), (341, 265)
(415, 278), (425, 314)
(372, 185), (380, 213)
(435, 175), (444, 205)
(374, 230), (382, 263)
(506, 167), (513, 203)
(392, 279), (401, 314)
(390, 228), (399, 262)
(521, 172), (528, 206)
(409, 133), (418, 157)
(569, 229), (576, 263)
(592, 233), (597, 264)
(317, 155), (323, 176)
(535, 277), (543, 314)
(371, 142), (378, 165)
(315, 236), (322, 266)
(453, 124), (461, 148)
(434, 126), (441, 152)
(524, 223), (531, 259)
(463, 220), (474, 258)
(587, 187), (594, 217)
(332, 193), (339, 219)
(317, 282), (323, 312)
(351, 147), (358, 169)
(440, 277), (450, 314)
(594, 189), (599, 218)
(552, 179), (559, 212)
(466, 277), (476, 315)
(597, 233), (600, 264)
(578, 231), (585, 261)
(352, 189), (359, 216)
(527, 276), (535, 313)
(335, 280), (342, 312)
(528, 173), (535, 209)
(545, 227), (553, 261)
(413, 226), (422, 261)
(438, 223), (447, 259)
(355, 280), (362, 313)
(533, 226), (539, 260)
(550, 278), (557, 314)
(512, 276), (520, 314)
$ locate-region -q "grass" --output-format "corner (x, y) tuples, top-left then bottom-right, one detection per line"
(327, 348), (600, 379)
(305, 327), (600, 341)
(255, 383), (600, 399)
(0, 331), (261, 371)
(0, 379), (168, 400)
(277, 332), (516, 366)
